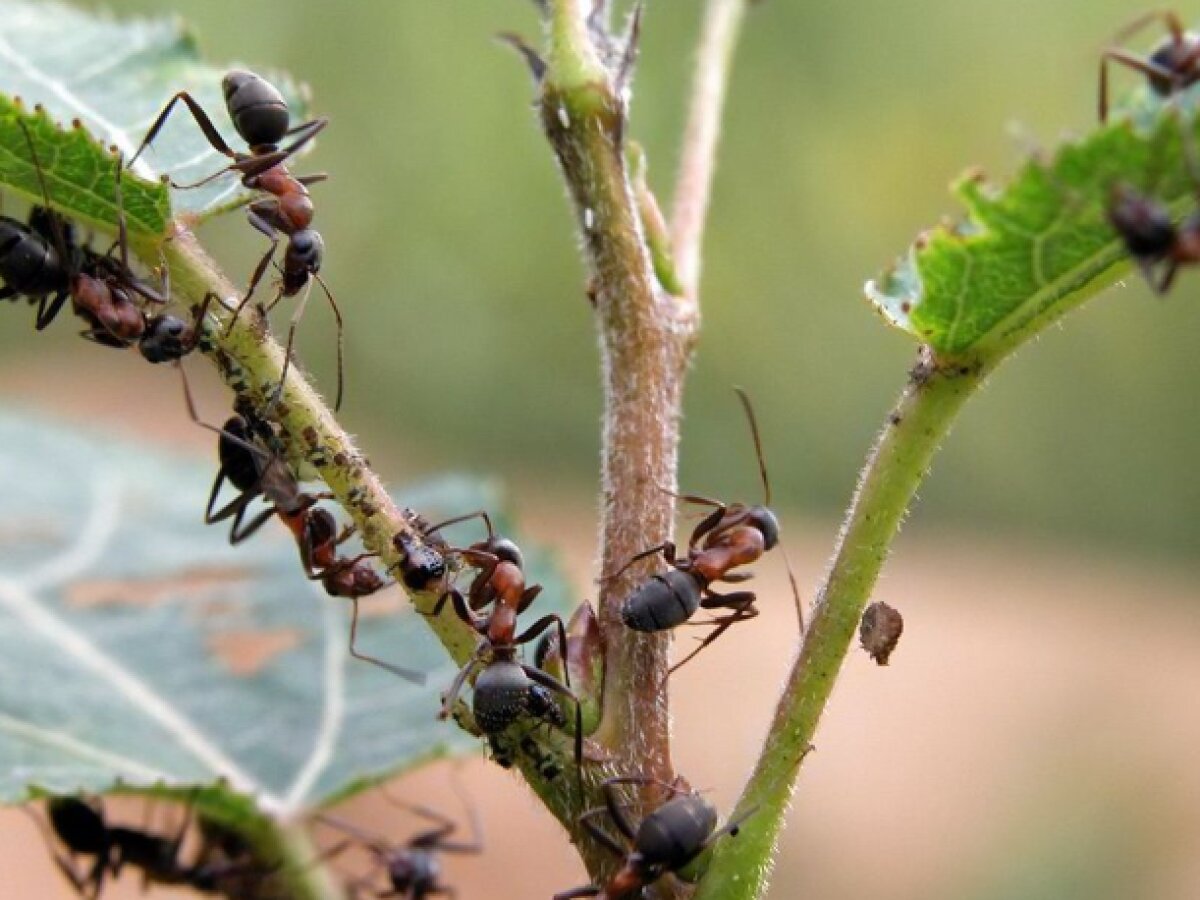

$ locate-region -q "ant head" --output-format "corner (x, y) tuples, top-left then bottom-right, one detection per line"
(1148, 31), (1200, 96)
(486, 536), (524, 570)
(138, 314), (191, 364)
(745, 505), (779, 551)
(222, 70), (290, 148)
(1107, 183), (1175, 258)
(305, 508), (339, 547)
(287, 229), (324, 274)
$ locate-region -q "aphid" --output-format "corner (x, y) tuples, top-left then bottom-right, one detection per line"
(128, 70), (344, 409)
(553, 777), (752, 900)
(316, 783), (482, 900)
(859, 601), (904, 665)
(1099, 10), (1200, 122)
(1106, 181), (1200, 293)
(608, 389), (802, 672)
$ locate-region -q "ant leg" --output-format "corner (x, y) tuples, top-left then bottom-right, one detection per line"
(578, 808), (628, 857)
(267, 278), (315, 409)
(600, 541), (675, 582)
(129, 91), (238, 170)
(516, 583), (542, 615)
(230, 118), (330, 182)
(35, 288), (70, 331)
(523, 663), (583, 792)
(229, 505), (278, 544)
(671, 592), (758, 673)
(699, 803), (761, 850)
(597, 779), (640, 841)
(226, 210), (281, 334)
(1156, 258), (1181, 295)
(1099, 49), (1182, 120)
(438, 655), (482, 720)
(296, 173), (329, 187)
(423, 510), (496, 542)
(313, 272), (345, 411)
(553, 887), (602, 900)
(19, 805), (104, 899)
(346, 595), (426, 684)
(432, 586), (486, 632)
(688, 502), (730, 549)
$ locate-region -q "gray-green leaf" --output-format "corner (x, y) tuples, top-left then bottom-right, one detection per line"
(0, 410), (569, 814)
(0, 0), (309, 223)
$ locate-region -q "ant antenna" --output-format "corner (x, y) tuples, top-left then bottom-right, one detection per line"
(733, 387), (770, 506)
(16, 118), (69, 262)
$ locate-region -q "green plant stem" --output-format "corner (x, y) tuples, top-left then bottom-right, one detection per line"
(672, 0), (749, 303)
(270, 822), (345, 900)
(694, 350), (992, 900)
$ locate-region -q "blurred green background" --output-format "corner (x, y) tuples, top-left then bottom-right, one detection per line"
(6, 0), (1200, 557)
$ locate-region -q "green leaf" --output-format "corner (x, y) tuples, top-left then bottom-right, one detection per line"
(0, 0), (309, 226)
(0, 409), (569, 814)
(0, 96), (168, 238)
(865, 87), (1200, 360)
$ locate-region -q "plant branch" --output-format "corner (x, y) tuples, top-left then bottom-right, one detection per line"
(694, 349), (993, 900)
(671, 0), (750, 304)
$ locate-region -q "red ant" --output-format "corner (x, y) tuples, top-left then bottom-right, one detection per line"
(185, 389), (424, 683)
(128, 70), (344, 410)
(607, 388), (802, 672)
(316, 780), (482, 899)
(415, 512), (582, 779)
(553, 776), (752, 900)
(1106, 180), (1200, 293)
(1, 118), (211, 363)
(1099, 10), (1200, 122)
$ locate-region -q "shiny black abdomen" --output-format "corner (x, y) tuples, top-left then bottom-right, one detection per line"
(621, 569), (701, 632)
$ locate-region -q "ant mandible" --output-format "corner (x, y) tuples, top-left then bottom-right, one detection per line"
(1099, 10), (1200, 122)
(128, 70), (345, 410)
(607, 388), (802, 672)
(553, 776), (753, 900)
(316, 781), (482, 899)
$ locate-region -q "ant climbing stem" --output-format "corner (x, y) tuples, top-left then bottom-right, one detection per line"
(128, 70), (345, 411)
(606, 388), (804, 673)
(1099, 10), (1200, 123)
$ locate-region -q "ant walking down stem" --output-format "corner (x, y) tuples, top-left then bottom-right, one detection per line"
(128, 69), (345, 410)
(185, 377), (425, 684)
(607, 388), (803, 673)
(553, 777), (754, 900)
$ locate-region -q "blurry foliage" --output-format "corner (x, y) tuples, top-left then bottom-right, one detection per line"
(4, 0), (1198, 558)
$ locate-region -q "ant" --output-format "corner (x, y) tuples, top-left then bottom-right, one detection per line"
(0, 119), (200, 361)
(28, 795), (271, 898)
(1107, 181), (1200, 293)
(128, 70), (344, 410)
(553, 776), (753, 900)
(1099, 10), (1200, 122)
(188, 391), (425, 684)
(606, 388), (801, 673)
(316, 781), (482, 899)
(422, 513), (583, 781)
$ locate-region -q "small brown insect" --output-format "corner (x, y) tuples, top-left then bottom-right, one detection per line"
(859, 601), (904, 665)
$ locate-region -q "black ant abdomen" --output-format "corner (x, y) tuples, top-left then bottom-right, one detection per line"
(471, 659), (534, 734)
(621, 569), (702, 632)
(222, 70), (291, 148)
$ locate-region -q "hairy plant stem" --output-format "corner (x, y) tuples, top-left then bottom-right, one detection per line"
(693, 349), (994, 900)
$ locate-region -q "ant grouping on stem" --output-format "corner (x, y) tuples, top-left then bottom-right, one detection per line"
(128, 69), (344, 409)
